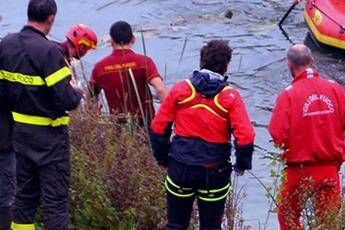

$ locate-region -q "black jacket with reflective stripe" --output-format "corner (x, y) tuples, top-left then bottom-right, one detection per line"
(0, 26), (81, 122)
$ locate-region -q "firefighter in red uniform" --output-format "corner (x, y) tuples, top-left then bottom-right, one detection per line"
(269, 44), (345, 229)
(0, 0), (82, 229)
(89, 21), (168, 124)
(150, 40), (255, 229)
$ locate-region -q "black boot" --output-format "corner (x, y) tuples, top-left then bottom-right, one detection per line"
(0, 207), (11, 230)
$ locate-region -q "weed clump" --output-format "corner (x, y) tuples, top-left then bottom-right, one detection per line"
(69, 109), (166, 229)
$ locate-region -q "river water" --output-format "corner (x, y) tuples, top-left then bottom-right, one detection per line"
(1, 0), (344, 229)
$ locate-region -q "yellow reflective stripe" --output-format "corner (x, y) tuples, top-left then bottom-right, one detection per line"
(45, 66), (71, 87)
(198, 185), (232, 202)
(166, 176), (193, 190)
(197, 183), (231, 194)
(191, 104), (227, 121)
(165, 180), (195, 198)
(11, 222), (35, 230)
(214, 86), (231, 113)
(0, 70), (45, 86)
(12, 112), (70, 127)
(304, 11), (345, 50)
(178, 79), (196, 105)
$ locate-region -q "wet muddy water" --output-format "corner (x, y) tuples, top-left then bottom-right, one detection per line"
(1, 0), (344, 229)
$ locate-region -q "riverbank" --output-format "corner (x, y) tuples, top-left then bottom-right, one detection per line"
(1, 0), (344, 229)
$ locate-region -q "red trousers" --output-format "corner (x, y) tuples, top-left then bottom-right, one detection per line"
(278, 164), (341, 230)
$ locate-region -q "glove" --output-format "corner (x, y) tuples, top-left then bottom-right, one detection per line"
(149, 126), (172, 167)
(234, 142), (254, 171)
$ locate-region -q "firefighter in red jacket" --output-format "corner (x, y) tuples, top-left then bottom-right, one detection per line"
(0, 0), (83, 229)
(89, 21), (168, 124)
(150, 40), (255, 229)
(269, 44), (345, 229)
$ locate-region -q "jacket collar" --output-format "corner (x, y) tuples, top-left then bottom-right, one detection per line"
(189, 69), (228, 98)
(199, 69), (224, 80)
(293, 68), (319, 83)
(112, 48), (134, 55)
(21, 25), (47, 39)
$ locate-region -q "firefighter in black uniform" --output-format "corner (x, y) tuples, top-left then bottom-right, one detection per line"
(0, 85), (15, 230)
(0, 0), (83, 229)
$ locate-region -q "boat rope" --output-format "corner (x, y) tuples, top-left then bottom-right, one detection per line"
(311, 0), (345, 32)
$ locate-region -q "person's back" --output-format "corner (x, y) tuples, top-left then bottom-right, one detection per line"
(149, 40), (255, 229)
(1, 27), (80, 119)
(269, 68), (345, 165)
(90, 21), (168, 123)
(91, 49), (157, 121)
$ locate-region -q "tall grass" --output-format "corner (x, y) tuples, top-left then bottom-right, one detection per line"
(65, 106), (255, 229)
(68, 109), (166, 229)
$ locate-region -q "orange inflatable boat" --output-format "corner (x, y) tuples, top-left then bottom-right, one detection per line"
(304, 0), (345, 50)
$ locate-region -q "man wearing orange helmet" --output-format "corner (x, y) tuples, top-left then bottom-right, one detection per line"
(59, 23), (97, 62)
(56, 24), (97, 96)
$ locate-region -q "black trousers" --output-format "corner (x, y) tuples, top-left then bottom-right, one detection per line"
(166, 159), (232, 230)
(12, 124), (70, 230)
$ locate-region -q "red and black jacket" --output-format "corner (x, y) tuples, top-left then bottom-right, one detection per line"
(150, 70), (255, 170)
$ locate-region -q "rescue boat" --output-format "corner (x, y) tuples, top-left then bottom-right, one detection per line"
(304, 0), (345, 50)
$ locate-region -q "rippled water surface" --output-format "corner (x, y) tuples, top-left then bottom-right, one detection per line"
(1, 0), (344, 229)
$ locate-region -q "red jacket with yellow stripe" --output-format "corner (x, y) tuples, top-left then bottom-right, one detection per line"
(150, 70), (255, 169)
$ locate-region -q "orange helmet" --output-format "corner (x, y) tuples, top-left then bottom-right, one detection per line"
(66, 24), (97, 57)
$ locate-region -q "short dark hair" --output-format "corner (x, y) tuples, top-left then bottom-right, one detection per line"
(109, 21), (133, 45)
(28, 0), (57, 22)
(200, 40), (232, 75)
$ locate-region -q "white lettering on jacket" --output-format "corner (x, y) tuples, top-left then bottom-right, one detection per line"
(302, 94), (335, 117)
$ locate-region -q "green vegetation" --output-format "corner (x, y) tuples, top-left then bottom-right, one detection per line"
(68, 110), (166, 229)
(66, 109), (249, 229)
(34, 109), (345, 230)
